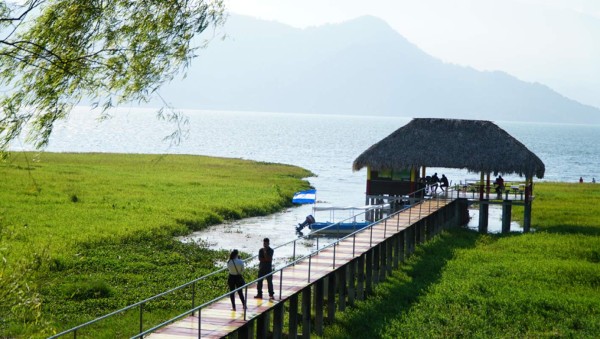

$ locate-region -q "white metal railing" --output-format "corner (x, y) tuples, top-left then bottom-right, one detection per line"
(50, 187), (455, 339)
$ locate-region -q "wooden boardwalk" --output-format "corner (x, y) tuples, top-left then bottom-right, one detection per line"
(147, 199), (452, 338)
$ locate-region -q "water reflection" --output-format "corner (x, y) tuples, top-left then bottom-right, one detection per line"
(466, 204), (523, 233)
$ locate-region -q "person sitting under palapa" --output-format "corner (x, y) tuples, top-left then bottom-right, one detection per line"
(439, 174), (449, 192)
(429, 173), (440, 194)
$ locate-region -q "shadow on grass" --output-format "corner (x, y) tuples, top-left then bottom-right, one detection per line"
(323, 227), (482, 338)
(540, 225), (600, 236)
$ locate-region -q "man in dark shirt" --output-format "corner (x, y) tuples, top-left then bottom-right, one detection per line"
(494, 175), (505, 195)
(255, 237), (275, 299)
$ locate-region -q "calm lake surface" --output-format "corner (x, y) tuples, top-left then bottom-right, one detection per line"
(13, 107), (600, 256)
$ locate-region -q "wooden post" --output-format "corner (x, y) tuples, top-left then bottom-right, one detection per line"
(348, 260), (356, 306)
(486, 173), (491, 199)
(479, 171), (485, 200)
(414, 220), (421, 246)
(315, 279), (324, 336)
(288, 294), (298, 339)
(524, 201), (532, 233)
(373, 245), (380, 285)
(357, 254), (365, 300)
(406, 226), (415, 256)
(379, 242), (387, 282)
(302, 287), (311, 339)
(479, 200), (489, 233)
(257, 312), (268, 339)
(365, 250), (373, 295)
(523, 177), (532, 232)
(386, 238), (393, 276)
(273, 302), (285, 339)
(398, 230), (405, 263)
(435, 207), (442, 234)
(238, 322), (252, 339)
(393, 233), (400, 269)
(338, 265), (347, 312)
(419, 219), (426, 243)
(327, 272), (336, 323)
(501, 201), (512, 233)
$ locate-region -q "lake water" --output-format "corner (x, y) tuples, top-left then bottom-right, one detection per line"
(12, 107), (600, 256)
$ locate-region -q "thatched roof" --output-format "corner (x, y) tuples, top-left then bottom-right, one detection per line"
(353, 118), (545, 179)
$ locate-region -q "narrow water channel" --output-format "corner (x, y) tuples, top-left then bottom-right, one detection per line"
(180, 203), (523, 268)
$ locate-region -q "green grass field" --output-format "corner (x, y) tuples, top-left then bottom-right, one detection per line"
(2, 153), (600, 338)
(321, 182), (600, 338)
(0, 152), (313, 338)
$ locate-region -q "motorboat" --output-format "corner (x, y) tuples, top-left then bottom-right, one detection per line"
(295, 204), (390, 235)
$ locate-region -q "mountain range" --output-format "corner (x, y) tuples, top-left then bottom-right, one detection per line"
(154, 14), (600, 124)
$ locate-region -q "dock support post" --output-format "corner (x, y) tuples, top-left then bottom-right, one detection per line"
(273, 302), (285, 339)
(238, 320), (253, 339)
(398, 230), (405, 264)
(288, 294), (298, 339)
(257, 311), (269, 338)
(366, 250), (373, 295)
(302, 287), (311, 339)
(373, 245), (380, 285)
(327, 272), (336, 323)
(348, 260), (356, 306)
(428, 216), (434, 241)
(338, 265), (347, 312)
(406, 226), (415, 256)
(435, 210), (442, 236)
(524, 201), (532, 233)
(479, 200), (489, 233)
(414, 220), (421, 246)
(357, 254), (365, 300)
(419, 219), (427, 243)
(393, 233), (400, 269)
(379, 242), (387, 282)
(501, 201), (512, 233)
(386, 238), (393, 276)
(315, 279), (324, 336)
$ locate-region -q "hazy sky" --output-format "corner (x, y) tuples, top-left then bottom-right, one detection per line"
(225, 0), (600, 108)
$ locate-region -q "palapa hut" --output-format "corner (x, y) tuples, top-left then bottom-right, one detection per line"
(352, 118), (545, 232)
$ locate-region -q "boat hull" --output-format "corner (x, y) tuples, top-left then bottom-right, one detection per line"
(308, 221), (371, 235)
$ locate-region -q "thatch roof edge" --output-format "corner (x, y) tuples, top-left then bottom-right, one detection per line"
(352, 118), (545, 179)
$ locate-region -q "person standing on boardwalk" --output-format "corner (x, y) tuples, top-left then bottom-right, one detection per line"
(494, 175), (505, 195)
(255, 237), (275, 300)
(227, 249), (246, 311)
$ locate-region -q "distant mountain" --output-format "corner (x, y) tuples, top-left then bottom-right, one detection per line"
(154, 14), (600, 124)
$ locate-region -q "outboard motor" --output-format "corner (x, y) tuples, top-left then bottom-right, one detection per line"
(296, 214), (316, 232)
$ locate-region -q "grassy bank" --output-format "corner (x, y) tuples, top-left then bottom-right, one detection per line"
(322, 182), (600, 338)
(0, 152), (313, 338)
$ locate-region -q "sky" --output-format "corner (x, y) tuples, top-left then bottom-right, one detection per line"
(225, 0), (600, 109)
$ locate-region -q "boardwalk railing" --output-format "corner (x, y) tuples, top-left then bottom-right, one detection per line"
(49, 188), (455, 339)
(457, 179), (533, 201)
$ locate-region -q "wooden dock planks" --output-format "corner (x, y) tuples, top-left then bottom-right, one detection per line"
(148, 199), (450, 338)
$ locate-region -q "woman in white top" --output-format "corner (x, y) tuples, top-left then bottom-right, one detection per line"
(227, 249), (246, 311)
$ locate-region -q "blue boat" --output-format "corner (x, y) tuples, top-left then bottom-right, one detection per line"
(296, 205), (389, 235)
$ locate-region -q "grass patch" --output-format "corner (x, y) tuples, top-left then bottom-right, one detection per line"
(0, 152), (312, 338)
(321, 182), (600, 338)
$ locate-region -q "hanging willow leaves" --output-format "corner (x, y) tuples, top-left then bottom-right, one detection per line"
(0, 0), (225, 150)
